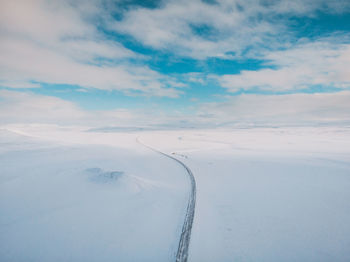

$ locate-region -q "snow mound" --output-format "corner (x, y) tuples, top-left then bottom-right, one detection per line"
(84, 167), (162, 194)
(85, 167), (123, 183)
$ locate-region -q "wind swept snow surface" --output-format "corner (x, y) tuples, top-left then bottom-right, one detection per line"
(0, 127), (188, 262)
(1, 126), (350, 261)
(137, 138), (196, 262)
(141, 127), (350, 262)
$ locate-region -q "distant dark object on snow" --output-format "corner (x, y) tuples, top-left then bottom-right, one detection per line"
(85, 167), (124, 183)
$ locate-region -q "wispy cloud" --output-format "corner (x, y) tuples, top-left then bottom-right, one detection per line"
(113, 0), (350, 59)
(0, 90), (86, 124)
(1, 0), (349, 127)
(219, 39), (350, 92)
(0, 0), (181, 97)
(197, 91), (350, 126)
(2, 90), (349, 127)
(0, 90), (155, 126)
(113, 0), (277, 59)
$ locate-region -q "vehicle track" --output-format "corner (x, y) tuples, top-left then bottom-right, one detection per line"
(136, 137), (196, 262)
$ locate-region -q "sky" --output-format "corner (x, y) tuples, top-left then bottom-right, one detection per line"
(0, 0), (350, 128)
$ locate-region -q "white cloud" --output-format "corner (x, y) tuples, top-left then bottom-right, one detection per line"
(0, 90), (153, 126)
(112, 0), (350, 59)
(197, 91), (350, 126)
(0, 34), (180, 97)
(1, 0), (349, 127)
(113, 0), (277, 59)
(0, 0), (181, 97)
(1, 0), (348, 95)
(219, 40), (350, 92)
(1, 90), (349, 128)
(0, 90), (86, 124)
(0, 90), (190, 127)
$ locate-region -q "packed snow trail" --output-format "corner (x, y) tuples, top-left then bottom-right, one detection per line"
(136, 137), (196, 262)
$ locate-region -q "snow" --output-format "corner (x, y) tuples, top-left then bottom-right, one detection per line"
(1, 125), (350, 261)
(0, 127), (188, 262)
(141, 127), (350, 261)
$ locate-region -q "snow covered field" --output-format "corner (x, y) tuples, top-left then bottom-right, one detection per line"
(142, 128), (350, 261)
(0, 126), (188, 262)
(1, 125), (350, 261)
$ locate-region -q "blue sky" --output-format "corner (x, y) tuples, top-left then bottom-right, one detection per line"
(0, 0), (350, 127)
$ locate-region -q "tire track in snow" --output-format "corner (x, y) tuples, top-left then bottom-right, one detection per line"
(136, 137), (196, 262)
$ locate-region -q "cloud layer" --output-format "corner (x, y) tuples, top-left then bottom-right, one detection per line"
(1, 90), (349, 127)
(219, 39), (350, 92)
(0, 0), (181, 97)
(1, 0), (349, 127)
(197, 91), (350, 126)
(114, 0), (350, 59)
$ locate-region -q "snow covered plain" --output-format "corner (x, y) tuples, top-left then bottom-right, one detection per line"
(1, 125), (350, 261)
(0, 126), (188, 262)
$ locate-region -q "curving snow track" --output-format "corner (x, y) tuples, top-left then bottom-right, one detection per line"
(136, 137), (196, 262)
